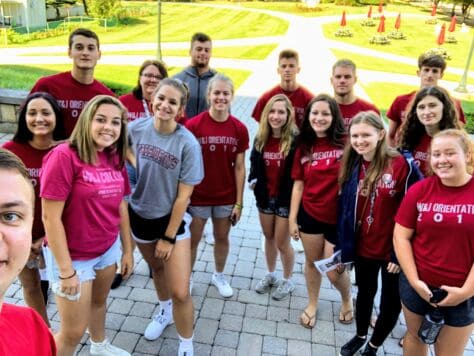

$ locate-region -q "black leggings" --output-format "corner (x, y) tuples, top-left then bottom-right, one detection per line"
(355, 256), (401, 347)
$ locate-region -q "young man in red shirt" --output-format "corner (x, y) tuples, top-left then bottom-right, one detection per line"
(252, 49), (314, 128)
(387, 53), (465, 146)
(330, 59), (380, 130)
(31, 28), (114, 136)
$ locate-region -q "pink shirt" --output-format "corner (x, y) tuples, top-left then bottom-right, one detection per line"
(40, 143), (130, 260)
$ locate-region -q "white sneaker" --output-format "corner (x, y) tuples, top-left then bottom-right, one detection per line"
(90, 339), (131, 356)
(178, 340), (194, 356)
(144, 309), (174, 341)
(211, 273), (233, 297)
(205, 232), (215, 245)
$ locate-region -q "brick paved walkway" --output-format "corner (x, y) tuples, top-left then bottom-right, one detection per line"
(4, 95), (461, 356)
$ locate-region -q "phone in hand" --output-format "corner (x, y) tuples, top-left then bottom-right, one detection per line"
(229, 214), (236, 226)
(430, 287), (448, 304)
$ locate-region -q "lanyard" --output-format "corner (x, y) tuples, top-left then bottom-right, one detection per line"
(360, 162), (376, 232)
(142, 99), (151, 118)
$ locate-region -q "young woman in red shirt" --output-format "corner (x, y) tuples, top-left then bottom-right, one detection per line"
(394, 129), (474, 356)
(249, 94), (298, 300)
(289, 94), (353, 328)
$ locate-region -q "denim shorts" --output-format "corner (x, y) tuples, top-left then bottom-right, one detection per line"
(399, 272), (474, 327)
(257, 197), (289, 218)
(297, 204), (337, 244)
(131, 212), (191, 244)
(188, 205), (233, 219)
(44, 236), (121, 283)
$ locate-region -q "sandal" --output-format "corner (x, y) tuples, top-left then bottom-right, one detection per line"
(339, 308), (354, 324)
(300, 310), (316, 329)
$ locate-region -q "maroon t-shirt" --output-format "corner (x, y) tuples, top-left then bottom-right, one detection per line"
(119, 93), (152, 122)
(291, 137), (343, 224)
(338, 98), (380, 130)
(412, 133), (432, 177)
(395, 176), (474, 288)
(263, 136), (286, 198)
(252, 85), (314, 128)
(2, 141), (53, 240)
(31, 71), (115, 136)
(186, 111), (249, 206)
(356, 155), (409, 260)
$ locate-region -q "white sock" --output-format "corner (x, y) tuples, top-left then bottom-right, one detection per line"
(178, 333), (193, 345)
(214, 271), (223, 277)
(268, 271), (276, 278)
(159, 299), (172, 316)
(90, 338), (108, 346)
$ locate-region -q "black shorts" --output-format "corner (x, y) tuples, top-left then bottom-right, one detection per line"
(297, 204), (337, 244)
(257, 197), (289, 218)
(128, 205), (185, 242)
(399, 272), (474, 327)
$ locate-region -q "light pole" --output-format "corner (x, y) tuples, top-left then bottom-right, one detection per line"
(157, 0), (162, 60)
(454, 33), (474, 93)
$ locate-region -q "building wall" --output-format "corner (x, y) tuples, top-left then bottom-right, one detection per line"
(0, 0), (46, 29)
(0, 88), (27, 133)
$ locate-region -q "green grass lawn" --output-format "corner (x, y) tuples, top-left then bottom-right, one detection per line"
(323, 18), (474, 70)
(0, 64), (251, 96)
(330, 48), (470, 84)
(1, 4), (288, 47)
(22, 44), (278, 60)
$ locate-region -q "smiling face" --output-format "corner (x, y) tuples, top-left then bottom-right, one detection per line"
(350, 122), (385, 161)
(68, 35), (101, 71)
(25, 98), (56, 139)
(267, 100), (288, 135)
(309, 100), (333, 137)
(417, 66), (443, 87)
(140, 65), (164, 100)
(0, 169), (33, 300)
(416, 95), (443, 128)
(190, 40), (212, 69)
(431, 135), (470, 184)
(209, 80), (233, 113)
(90, 104), (122, 151)
(153, 85), (183, 122)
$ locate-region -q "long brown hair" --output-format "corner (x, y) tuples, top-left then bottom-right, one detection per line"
(339, 111), (399, 191)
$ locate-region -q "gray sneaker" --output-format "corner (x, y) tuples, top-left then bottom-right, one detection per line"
(255, 273), (278, 294)
(271, 279), (295, 300)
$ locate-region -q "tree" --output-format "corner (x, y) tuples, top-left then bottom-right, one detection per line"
(88, 0), (121, 18)
(46, 0), (77, 19)
(81, 0), (89, 16)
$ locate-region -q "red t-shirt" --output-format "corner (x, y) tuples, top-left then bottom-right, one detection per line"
(291, 137), (343, 224)
(185, 111), (249, 206)
(387, 91), (465, 126)
(356, 155), (409, 260)
(40, 144), (130, 260)
(263, 136), (286, 198)
(2, 141), (53, 240)
(0, 303), (56, 355)
(395, 176), (474, 288)
(412, 133), (432, 177)
(252, 85), (314, 128)
(338, 98), (380, 130)
(31, 71), (115, 136)
(119, 93), (152, 122)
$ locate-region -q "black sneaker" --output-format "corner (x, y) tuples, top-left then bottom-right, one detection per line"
(360, 344), (378, 356)
(340, 335), (367, 356)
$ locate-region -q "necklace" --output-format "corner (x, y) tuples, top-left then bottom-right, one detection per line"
(360, 162), (376, 232)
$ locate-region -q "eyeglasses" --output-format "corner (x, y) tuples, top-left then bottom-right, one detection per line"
(142, 73), (163, 80)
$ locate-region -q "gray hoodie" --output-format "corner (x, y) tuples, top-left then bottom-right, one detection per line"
(174, 66), (217, 118)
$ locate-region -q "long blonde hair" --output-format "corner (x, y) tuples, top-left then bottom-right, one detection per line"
(339, 111), (398, 190)
(70, 95), (128, 167)
(254, 94), (297, 156)
(432, 129), (474, 174)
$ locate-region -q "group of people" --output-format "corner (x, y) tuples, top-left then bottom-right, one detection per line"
(0, 26), (472, 356)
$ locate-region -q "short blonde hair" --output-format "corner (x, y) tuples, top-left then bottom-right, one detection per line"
(432, 129), (474, 174)
(70, 95), (128, 167)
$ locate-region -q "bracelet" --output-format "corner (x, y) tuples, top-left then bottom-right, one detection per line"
(234, 203), (243, 210)
(59, 269), (77, 280)
(161, 235), (176, 245)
